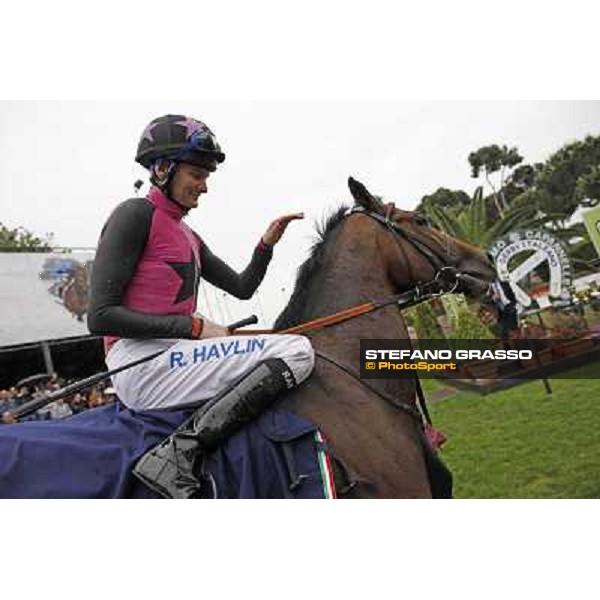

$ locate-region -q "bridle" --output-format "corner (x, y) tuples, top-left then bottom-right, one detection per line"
(348, 204), (458, 287)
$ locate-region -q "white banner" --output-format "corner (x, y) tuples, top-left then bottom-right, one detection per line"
(0, 251), (94, 346)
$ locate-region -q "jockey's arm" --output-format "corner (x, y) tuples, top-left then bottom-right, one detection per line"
(196, 235), (273, 300)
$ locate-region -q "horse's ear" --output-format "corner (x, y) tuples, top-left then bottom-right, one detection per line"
(348, 177), (383, 213)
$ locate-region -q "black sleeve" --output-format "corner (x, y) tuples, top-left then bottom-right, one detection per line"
(199, 236), (273, 300)
(88, 199), (193, 339)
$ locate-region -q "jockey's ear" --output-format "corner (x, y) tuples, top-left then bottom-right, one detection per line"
(348, 177), (383, 213)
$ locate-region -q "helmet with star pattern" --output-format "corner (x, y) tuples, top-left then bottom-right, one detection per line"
(135, 114), (226, 170)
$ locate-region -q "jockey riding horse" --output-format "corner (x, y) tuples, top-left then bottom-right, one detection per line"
(88, 114), (315, 497)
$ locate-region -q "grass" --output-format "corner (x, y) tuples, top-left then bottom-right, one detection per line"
(423, 363), (600, 498)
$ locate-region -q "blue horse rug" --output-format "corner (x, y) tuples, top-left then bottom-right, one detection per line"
(0, 401), (336, 499)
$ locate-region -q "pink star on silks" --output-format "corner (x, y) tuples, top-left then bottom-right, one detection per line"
(174, 117), (207, 138)
(141, 122), (156, 142)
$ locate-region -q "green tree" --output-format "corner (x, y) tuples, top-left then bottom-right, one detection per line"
(416, 187), (471, 214)
(575, 164), (600, 207)
(468, 144), (523, 217)
(501, 163), (542, 206)
(0, 223), (54, 252)
(533, 135), (600, 217)
(422, 186), (545, 250)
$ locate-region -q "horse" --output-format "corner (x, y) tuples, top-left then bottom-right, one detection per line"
(0, 177), (495, 499)
(271, 177), (496, 498)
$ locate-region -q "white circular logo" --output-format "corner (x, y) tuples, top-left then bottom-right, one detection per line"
(488, 230), (572, 310)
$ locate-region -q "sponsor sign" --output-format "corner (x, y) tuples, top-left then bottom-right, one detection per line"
(488, 230), (572, 311)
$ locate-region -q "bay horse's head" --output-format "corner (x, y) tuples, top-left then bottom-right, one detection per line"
(348, 177), (496, 298)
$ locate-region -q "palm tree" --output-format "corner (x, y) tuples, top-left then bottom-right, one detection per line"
(422, 187), (547, 250)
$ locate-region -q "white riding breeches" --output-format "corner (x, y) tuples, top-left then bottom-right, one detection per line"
(105, 334), (315, 411)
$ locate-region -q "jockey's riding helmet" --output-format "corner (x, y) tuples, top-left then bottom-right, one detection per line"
(135, 114), (226, 171)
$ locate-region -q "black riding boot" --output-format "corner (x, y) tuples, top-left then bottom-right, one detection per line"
(132, 358), (298, 499)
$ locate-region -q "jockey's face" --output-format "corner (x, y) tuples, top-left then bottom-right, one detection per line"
(170, 162), (213, 210)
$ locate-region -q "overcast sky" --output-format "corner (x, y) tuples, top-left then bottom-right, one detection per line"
(2, 101), (600, 326)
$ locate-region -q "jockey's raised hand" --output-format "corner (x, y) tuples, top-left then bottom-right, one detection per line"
(261, 213), (304, 247)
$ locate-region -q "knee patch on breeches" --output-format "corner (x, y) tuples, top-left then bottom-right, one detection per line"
(278, 335), (315, 385)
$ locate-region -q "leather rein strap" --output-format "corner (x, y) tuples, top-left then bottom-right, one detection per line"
(231, 286), (441, 337)
(234, 276), (457, 337)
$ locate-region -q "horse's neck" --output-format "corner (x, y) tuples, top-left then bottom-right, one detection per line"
(302, 224), (411, 387)
(301, 224), (391, 318)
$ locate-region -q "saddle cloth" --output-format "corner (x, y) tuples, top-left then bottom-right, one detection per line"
(0, 401), (335, 499)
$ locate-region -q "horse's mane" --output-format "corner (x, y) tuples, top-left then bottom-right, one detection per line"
(274, 204), (350, 330)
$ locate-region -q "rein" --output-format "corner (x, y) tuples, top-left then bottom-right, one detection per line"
(234, 279), (454, 337)
(283, 271), (457, 335)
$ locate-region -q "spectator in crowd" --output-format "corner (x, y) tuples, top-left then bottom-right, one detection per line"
(1, 376), (117, 424)
(87, 388), (102, 409)
(103, 387), (117, 404)
(47, 398), (73, 420)
(68, 392), (86, 414)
